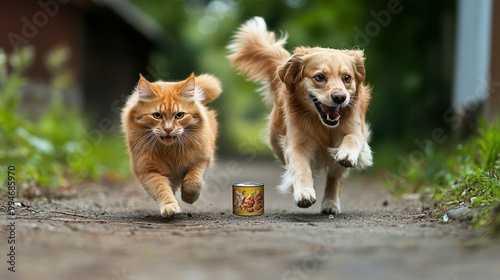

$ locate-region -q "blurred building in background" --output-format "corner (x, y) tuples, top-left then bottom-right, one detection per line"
(488, 1), (500, 123)
(453, 0), (499, 139)
(0, 0), (167, 122)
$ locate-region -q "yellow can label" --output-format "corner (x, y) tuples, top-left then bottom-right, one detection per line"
(233, 184), (264, 216)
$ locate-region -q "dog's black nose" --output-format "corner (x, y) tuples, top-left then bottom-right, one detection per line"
(331, 92), (346, 104)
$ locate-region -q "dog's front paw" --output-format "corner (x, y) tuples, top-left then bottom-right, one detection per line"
(321, 198), (341, 215)
(294, 187), (317, 208)
(335, 148), (358, 168)
(160, 202), (182, 217)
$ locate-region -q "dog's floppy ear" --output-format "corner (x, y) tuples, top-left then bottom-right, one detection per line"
(278, 48), (307, 91)
(345, 50), (366, 83)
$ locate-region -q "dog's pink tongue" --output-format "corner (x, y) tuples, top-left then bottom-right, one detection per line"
(320, 104), (341, 119)
(320, 104), (330, 113)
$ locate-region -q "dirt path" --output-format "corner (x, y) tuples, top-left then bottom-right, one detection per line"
(2, 160), (499, 280)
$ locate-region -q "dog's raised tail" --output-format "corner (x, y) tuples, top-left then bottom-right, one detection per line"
(228, 17), (290, 102)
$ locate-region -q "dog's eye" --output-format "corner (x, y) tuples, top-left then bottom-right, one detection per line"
(314, 74), (326, 82)
(152, 112), (163, 119)
(343, 74), (352, 83)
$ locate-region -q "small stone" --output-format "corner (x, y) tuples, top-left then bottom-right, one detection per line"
(442, 214), (449, 222)
(382, 200), (389, 207)
(446, 206), (471, 220)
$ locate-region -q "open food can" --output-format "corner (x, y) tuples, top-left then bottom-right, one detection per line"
(232, 181), (264, 216)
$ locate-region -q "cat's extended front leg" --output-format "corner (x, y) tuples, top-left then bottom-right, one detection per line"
(181, 160), (210, 204)
(139, 172), (181, 217)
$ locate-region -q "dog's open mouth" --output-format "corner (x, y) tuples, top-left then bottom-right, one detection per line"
(311, 96), (342, 127)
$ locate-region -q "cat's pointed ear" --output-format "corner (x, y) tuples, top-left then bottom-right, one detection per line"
(180, 73), (205, 102)
(180, 75), (196, 99)
(137, 75), (156, 101)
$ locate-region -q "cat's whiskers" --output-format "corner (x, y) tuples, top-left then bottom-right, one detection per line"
(138, 133), (158, 157)
(181, 131), (204, 143)
(177, 135), (188, 155)
(177, 134), (203, 156)
(131, 131), (160, 158)
(148, 136), (159, 157)
(130, 131), (155, 151)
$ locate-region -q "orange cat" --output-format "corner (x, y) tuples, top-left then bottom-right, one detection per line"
(121, 73), (221, 217)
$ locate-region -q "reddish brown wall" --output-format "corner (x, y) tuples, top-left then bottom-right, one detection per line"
(0, 1), (84, 86)
(0, 1), (157, 123)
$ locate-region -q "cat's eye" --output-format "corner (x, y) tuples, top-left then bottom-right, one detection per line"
(314, 74), (326, 82)
(343, 74), (352, 83)
(174, 112), (185, 119)
(152, 112), (163, 119)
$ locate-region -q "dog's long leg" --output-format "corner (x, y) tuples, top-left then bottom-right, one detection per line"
(277, 139), (317, 208)
(321, 165), (345, 214)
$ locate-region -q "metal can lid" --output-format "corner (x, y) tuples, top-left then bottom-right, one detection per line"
(232, 181), (264, 187)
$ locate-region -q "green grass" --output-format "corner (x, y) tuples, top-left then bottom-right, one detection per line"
(385, 120), (500, 236)
(0, 46), (129, 198)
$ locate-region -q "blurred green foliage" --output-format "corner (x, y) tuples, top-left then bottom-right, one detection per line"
(0, 46), (128, 197)
(386, 120), (500, 231)
(131, 0), (456, 161)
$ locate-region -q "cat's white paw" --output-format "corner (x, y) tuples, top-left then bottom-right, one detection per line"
(160, 203), (182, 217)
(321, 198), (341, 215)
(294, 187), (317, 208)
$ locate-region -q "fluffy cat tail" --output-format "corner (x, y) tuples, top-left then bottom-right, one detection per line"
(227, 17), (290, 103)
(196, 74), (222, 104)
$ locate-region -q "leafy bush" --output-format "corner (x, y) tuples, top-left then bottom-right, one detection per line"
(386, 119), (500, 233)
(0, 46), (128, 198)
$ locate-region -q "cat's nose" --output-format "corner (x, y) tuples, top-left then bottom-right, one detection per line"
(164, 128), (173, 134)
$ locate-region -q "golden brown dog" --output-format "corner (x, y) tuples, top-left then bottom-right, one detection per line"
(228, 17), (373, 214)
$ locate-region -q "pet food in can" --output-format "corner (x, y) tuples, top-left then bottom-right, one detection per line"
(232, 181), (264, 216)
